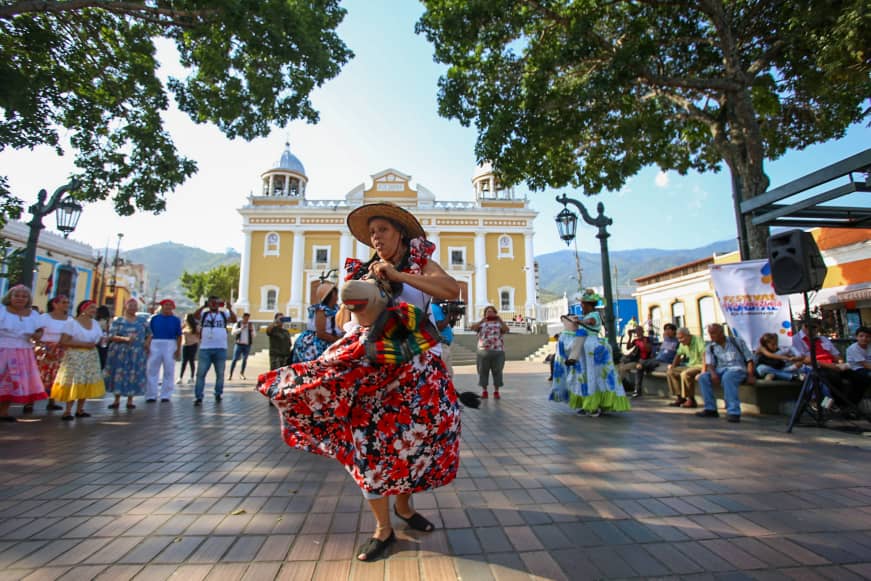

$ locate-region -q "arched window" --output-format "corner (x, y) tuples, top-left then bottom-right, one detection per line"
(273, 175), (286, 196)
(649, 306), (662, 332)
(264, 232), (280, 257)
(698, 296), (716, 338)
(260, 286), (279, 312)
(497, 235), (513, 259)
(671, 301), (686, 329)
(499, 287), (515, 312)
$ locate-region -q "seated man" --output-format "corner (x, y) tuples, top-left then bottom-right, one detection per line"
(666, 327), (705, 408)
(844, 326), (870, 411)
(629, 323), (678, 398)
(696, 324), (755, 423)
(792, 319), (851, 409)
(618, 326), (652, 397)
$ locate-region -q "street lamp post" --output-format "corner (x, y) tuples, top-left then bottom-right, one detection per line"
(108, 233), (123, 312)
(555, 193), (619, 355)
(18, 181), (84, 289)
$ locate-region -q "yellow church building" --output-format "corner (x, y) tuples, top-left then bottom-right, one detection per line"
(236, 144), (539, 326)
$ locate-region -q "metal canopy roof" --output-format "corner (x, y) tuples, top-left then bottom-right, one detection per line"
(740, 148), (871, 229)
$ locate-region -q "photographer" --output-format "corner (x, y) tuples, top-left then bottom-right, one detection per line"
(193, 296), (237, 406)
(431, 302), (454, 377)
(266, 313), (293, 370)
(470, 306), (509, 399)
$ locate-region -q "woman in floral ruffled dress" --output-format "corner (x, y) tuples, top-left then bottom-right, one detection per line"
(259, 202), (462, 563)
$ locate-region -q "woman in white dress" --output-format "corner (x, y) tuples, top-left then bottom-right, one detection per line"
(51, 300), (106, 420)
(0, 285), (47, 421)
(30, 294), (74, 413)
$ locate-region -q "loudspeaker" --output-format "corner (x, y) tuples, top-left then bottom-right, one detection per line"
(767, 229), (827, 295)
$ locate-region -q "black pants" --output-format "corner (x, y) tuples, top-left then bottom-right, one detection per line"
(179, 344), (198, 379)
(843, 369), (870, 406)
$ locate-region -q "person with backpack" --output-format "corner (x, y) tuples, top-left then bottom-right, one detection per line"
(228, 312), (256, 381)
(193, 296), (237, 406)
(696, 323), (755, 423)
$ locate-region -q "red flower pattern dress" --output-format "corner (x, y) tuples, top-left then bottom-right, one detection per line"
(258, 238), (461, 496)
(258, 325), (460, 495)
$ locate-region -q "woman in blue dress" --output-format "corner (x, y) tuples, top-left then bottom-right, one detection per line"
(568, 291), (629, 416)
(290, 281), (343, 363)
(104, 298), (152, 409)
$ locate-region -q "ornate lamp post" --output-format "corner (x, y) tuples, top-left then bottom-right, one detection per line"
(18, 180), (84, 289)
(555, 193), (619, 355)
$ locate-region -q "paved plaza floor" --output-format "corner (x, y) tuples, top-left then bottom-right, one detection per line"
(1, 359), (870, 581)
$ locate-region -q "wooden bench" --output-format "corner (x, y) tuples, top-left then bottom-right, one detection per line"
(640, 369), (804, 415)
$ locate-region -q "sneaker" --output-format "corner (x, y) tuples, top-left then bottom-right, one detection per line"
(681, 399), (698, 408)
(145, 399), (157, 403)
(215, 395), (222, 403)
(240, 374), (246, 381)
(160, 398), (170, 403)
(493, 390), (501, 400)
(590, 408), (602, 417)
(631, 390), (642, 398)
(667, 397), (686, 407)
(194, 399), (202, 406)
(726, 414), (741, 423)
(695, 409), (719, 418)
(764, 373), (775, 381)
(176, 378), (182, 385)
(481, 390), (488, 399)
(186, 378), (194, 385)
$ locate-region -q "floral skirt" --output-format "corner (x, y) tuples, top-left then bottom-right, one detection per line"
(35, 342), (66, 394)
(290, 330), (332, 363)
(51, 348), (106, 402)
(568, 336), (631, 413)
(0, 348), (49, 404)
(259, 329), (461, 496)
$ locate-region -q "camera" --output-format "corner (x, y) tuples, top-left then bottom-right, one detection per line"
(438, 300), (466, 327)
(280, 316), (292, 323)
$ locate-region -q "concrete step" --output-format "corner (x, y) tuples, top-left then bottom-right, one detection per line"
(525, 342), (556, 363)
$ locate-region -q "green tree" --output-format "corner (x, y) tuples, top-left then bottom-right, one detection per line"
(0, 1), (352, 227)
(179, 263), (240, 306)
(417, 0), (870, 258)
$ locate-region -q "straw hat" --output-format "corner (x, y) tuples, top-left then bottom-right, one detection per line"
(346, 202), (425, 247)
(314, 281), (337, 305)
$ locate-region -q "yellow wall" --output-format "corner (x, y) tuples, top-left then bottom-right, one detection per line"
(248, 231), (294, 315)
(304, 233), (341, 270)
(486, 233), (525, 309)
(438, 234), (473, 265)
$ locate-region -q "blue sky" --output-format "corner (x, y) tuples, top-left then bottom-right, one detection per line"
(1, 0), (868, 258)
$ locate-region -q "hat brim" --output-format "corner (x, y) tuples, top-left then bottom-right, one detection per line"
(347, 203), (425, 247)
(314, 282), (337, 305)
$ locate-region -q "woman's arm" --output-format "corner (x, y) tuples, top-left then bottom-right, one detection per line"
(372, 259), (460, 300)
(313, 309), (342, 343)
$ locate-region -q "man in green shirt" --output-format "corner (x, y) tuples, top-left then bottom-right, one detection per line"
(666, 327), (706, 408)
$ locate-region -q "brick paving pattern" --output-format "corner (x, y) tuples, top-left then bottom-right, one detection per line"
(1, 359), (870, 580)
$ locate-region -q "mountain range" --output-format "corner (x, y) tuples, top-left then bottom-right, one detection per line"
(124, 239), (737, 308)
(536, 239), (737, 301)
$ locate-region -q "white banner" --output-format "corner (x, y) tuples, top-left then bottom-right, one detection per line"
(710, 260), (794, 349)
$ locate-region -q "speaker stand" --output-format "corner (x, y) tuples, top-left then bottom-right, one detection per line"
(786, 292), (871, 433)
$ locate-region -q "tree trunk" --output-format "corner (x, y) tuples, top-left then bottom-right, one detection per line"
(723, 89), (771, 260)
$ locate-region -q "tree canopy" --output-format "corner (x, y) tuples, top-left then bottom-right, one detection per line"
(0, 0), (352, 226)
(179, 263), (239, 305)
(417, 0), (870, 258)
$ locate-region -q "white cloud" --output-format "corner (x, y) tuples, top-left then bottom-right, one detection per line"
(655, 171), (669, 188)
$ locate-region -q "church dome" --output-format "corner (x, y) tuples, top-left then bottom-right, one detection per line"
(473, 161), (493, 180)
(275, 142), (306, 176)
